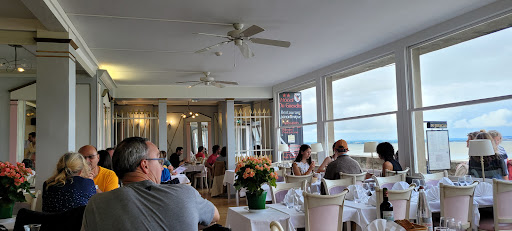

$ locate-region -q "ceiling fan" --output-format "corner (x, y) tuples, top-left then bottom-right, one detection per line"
(174, 72), (238, 88)
(194, 23), (291, 58)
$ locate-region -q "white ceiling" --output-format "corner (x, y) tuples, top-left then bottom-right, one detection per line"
(51, 1), (495, 86)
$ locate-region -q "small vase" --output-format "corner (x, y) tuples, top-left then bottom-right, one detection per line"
(246, 191), (267, 210)
(0, 202), (14, 219)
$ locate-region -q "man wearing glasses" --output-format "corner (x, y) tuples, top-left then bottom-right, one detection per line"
(78, 145), (119, 192)
(82, 137), (219, 230)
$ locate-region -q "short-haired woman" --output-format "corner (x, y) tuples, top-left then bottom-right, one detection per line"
(43, 152), (96, 212)
(377, 142), (402, 177)
(292, 144), (316, 175)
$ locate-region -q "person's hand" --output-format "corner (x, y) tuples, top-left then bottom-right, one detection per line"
(311, 161), (316, 167)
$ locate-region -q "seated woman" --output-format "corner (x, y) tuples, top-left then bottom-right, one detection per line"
(317, 143), (337, 173)
(97, 150), (112, 170)
(468, 132), (508, 179)
(43, 152), (96, 213)
(377, 142), (402, 177)
(292, 144), (316, 175)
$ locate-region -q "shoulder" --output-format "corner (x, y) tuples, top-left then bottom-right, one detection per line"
(99, 167), (117, 177)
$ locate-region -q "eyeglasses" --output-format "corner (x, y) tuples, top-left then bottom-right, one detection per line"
(83, 154), (97, 160)
(145, 158), (165, 165)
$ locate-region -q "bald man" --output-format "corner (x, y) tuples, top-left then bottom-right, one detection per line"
(78, 145), (119, 192)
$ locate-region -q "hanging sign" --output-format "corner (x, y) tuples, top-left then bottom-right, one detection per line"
(279, 92), (303, 160)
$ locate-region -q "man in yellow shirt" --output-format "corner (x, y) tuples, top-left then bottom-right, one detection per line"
(78, 145), (119, 192)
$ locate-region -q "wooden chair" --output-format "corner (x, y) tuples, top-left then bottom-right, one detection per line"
(440, 182), (478, 231)
(479, 179), (512, 230)
(270, 221), (285, 231)
(339, 172), (367, 185)
(270, 181), (304, 204)
(420, 171), (448, 187)
(372, 175), (403, 189)
(303, 189), (349, 231)
(385, 167), (409, 181)
(322, 178), (354, 195)
(210, 161), (226, 197)
(375, 185), (415, 220)
(193, 165), (209, 190)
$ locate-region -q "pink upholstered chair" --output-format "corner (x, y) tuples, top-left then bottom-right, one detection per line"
(375, 184), (415, 220)
(339, 172), (367, 185)
(322, 178), (354, 195)
(479, 179), (512, 231)
(303, 189), (349, 231)
(372, 175), (402, 189)
(440, 182), (478, 231)
(270, 181), (304, 204)
(385, 167), (409, 181)
(420, 171), (447, 187)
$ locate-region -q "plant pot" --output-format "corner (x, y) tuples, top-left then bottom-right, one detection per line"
(246, 191), (267, 210)
(0, 202), (14, 219)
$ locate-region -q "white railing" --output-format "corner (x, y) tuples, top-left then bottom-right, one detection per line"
(234, 108), (273, 162)
(113, 110), (159, 146)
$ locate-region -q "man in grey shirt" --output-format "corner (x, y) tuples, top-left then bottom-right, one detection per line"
(82, 137), (219, 231)
(324, 139), (362, 180)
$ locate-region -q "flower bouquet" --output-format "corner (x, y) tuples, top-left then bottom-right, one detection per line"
(234, 156), (277, 209)
(0, 161), (33, 218)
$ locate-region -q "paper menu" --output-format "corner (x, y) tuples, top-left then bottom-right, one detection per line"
(173, 166), (187, 174)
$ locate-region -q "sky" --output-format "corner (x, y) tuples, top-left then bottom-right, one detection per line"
(292, 26), (512, 143)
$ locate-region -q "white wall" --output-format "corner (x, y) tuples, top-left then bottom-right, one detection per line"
(76, 84), (91, 148)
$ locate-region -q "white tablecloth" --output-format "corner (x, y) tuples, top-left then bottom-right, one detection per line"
(170, 174), (190, 184)
(183, 164), (205, 173)
(0, 217), (15, 230)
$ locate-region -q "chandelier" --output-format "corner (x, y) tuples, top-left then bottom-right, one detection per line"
(0, 45), (32, 72)
(181, 101), (200, 119)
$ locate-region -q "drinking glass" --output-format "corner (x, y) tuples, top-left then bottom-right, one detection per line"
(458, 177), (466, 186)
(24, 224), (41, 231)
(362, 183), (370, 196)
(447, 218), (456, 231)
(419, 179), (426, 187)
(434, 228), (448, 231)
(413, 179), (421, 189)
(439, 217), (451, 228)
(369, 182), (376, 192)
(465, 175), (473, 185)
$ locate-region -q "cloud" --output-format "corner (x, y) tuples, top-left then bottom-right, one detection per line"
(453, 109), (512, 128)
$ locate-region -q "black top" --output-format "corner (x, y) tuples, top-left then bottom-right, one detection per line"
(386, 159), (403, 172)
(169, 153), (180, 168)
(42, 176), (96, 213)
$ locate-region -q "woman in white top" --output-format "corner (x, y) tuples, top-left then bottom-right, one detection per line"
(292, 144), (316, 175)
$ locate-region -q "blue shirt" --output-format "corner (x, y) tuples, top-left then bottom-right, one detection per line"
(42, 176), (96, 213)
(161, 168), (171, 182)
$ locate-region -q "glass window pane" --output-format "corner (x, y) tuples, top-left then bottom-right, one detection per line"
(301, 87), (317, 124)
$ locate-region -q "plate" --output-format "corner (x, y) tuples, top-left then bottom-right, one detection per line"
(244, 206), (267, 213)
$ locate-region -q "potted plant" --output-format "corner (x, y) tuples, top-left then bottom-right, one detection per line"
(234, 156), (278, 210)
(0, 161), (33, 219)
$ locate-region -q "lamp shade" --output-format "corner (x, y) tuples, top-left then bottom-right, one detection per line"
(363, 142), (378, 153)
(278, 144), (289, 152)
(310, 143), (323, 153)
(468, 140), (495, 157)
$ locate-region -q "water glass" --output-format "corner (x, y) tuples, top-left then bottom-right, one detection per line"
(446, 218), (457, 231)
(369, 182), (376, 192)
(434, 228), (448, 231)
(362, 183), (370, 195)
(440, 217), (452, 228)
(458, 177), (466, 186)
(24, 224), (41, 231)
(464, 175), (473, 185)
(413, 179), (421, 189)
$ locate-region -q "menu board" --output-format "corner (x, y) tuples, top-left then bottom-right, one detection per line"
(426, 130), (451, 171)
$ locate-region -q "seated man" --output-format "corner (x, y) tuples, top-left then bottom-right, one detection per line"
(324, 139), (362, 180)
(78, 145), (119, 192)
(82, 137), (219, 231)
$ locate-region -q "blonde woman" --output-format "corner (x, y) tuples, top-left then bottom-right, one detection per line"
(43, 152), (96, 212)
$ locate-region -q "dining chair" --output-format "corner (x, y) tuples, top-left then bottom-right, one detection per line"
(270, 220), (285, 231)
(285, 174), (313, 184)
(303, 189), (349, 231)
(420, 171), (448, 187)
(440, 182), (479, 231)
(210, 161), (226, 197)
(339, 172), (367, 185)
(193, 166), (209, 190)
(372, 175), (402, 189)
(274, 168), (286, 182)
(385, 167), (409, 181)
(478, 179), (512, 231)
(270, 181), (304, 204)
(14, 206), (86, 231)
(375, 184), (415, 220)
(322, 178), (354, 195)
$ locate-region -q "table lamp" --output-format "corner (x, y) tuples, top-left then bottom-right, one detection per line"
(278, 144), (289, 162)
(363, 142), (378, 172)
(310, 143), (323, 153)
(468, 139), (495, 179)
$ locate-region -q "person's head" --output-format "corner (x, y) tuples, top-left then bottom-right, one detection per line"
(22, 159), (33, 169)
(45, 152), (90, 189)
(488, 130), (503, 146)
(198, 146), (204, 153)
(28, 132), (36, 143)
(212, 145), (221, 155)
(294, 144), (312, 164)
(220, 147), (227, 157)
(466, 130), (483, 148)
(97, 150), (113, 170)
(106, 148), (115, 158)
(254, 145), (261, 157)
(376, 142), (395, 161)
(176, 147), (183, 155)
(113, 137), (163, 183)
(78, 145), (99, 170)
(475, 132), (498, 154)
(160, 150), (167, 159)
(333, 139), (349, 155)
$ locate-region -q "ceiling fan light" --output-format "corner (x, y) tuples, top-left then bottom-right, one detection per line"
(182, 114), (187, 118)
(187, 85), (192, 88)
(17, 67), (25, 72)
(195, 113), (199, 116)
(191, 115), (196, 118)
(189, 112), (193, 115)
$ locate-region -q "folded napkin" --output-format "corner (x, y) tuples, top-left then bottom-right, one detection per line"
(284, 188), (304, 205)
(346, 185), (370, 203)
(474, 182), (493, 197)
(368, 193), (377, 206)
(426, 186), (440, 202)
(365, 219), (406, 231)
(391, 181), (410, 190)
(439, 177), (454, 186)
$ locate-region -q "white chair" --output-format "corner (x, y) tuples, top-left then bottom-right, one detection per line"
(270, 181), (304, 204)
(285, 174), (313, 184)
(322, 178), (354, 195)
(385, 167), (409, 181)
(339, 172), (367, 185)
(440, 182), (478, 231)
(303, 189), (349, 231)
(375, 185), (415, 220)
(420, 171), (448, 187)
(193, 166), (209, 190)
(479, 179), (512, 230)
(270, 220), (285, 231)
(274, 168), (286, 182)
(372, 175), (403, 189)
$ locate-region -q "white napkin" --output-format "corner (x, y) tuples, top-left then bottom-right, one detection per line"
(368, 193), (377, 206)
(346, 185), (370, 203)
(365, 219), (406, 231)
(391, 181), (410, 190)
(426, 186), (440, 202)
(474, 182), (493, 197)
(438, 177), (454, 186)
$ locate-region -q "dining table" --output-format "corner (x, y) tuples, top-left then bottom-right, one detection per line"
(0, 216), (15, 231)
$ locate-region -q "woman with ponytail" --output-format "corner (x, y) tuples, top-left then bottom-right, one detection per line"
(42, 152), (96, 212)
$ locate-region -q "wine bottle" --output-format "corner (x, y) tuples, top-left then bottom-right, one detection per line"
(417, 186), (433, 231)
(380, 188), (394, 221)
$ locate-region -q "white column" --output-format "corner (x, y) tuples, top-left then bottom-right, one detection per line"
(35, 39), (77, 190)
(158, 99), (167, 152)
(221, 99), (235, 170)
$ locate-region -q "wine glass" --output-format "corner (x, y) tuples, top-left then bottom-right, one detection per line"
(464, 175), (473, 185)
(362, 183), (370, 196)
(440, 217), (452, 228)
(447, 218), (456, 231)
(458, 177), (466, 186)
(413, 179), (421, 189)
(369, 182), (376, 192)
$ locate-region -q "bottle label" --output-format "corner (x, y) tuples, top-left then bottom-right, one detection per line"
(382, 211), (394, 221)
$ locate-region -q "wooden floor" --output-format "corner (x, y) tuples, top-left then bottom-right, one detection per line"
(197, 188), (242, 227)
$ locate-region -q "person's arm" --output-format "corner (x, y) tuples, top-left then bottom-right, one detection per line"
(292, 162), (301, 175)
(381, 161), (393, 177)
(304, 161), (316, 175)
(317, 157), (330, 173)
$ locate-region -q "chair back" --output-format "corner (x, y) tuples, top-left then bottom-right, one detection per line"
(493, 179), (512, 230)
(372, 175), (402, 189)
(375, 185), (415, 220)
(270, 181), (304, 204)
(322, 178), (354, 195)
(285, 174), (313, 184)
(420, 171), (447, 186)
(274, 168), (286, 182)
(385, 167), (409, 181)
(440, 182), (478, 231)
(270, 221), (285, 231)
(303, 190), (348, 231)
(213, 161), (226, 177)
(339, 172), (367, 185)
(24, 190), (41, 211)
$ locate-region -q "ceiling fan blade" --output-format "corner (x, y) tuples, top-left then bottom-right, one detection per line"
(215, 81), (239, 85)
(250, 38), (291, 48)
(237, 41), (254, 58)
(175, 81), (201, 84)
(240, 25), (264, 37)
(195, 41), (230, 53)
(187, 82), (203, 88)
(214, 83), (225, 88)
(193, 32), (231, 39)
